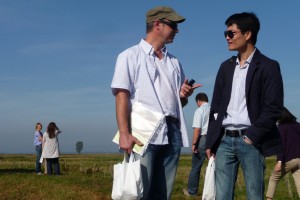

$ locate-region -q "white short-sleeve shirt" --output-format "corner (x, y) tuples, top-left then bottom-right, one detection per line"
(192, 103), (210, 135)
(111, 39), (189, 146)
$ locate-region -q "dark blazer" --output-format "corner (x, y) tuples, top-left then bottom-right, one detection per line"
(206, 49), (284, 157)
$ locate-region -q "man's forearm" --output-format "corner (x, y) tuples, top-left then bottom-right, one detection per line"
(192, 128), (201, 144)
(115, 89), (130, 134)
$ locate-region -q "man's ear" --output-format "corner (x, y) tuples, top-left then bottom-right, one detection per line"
(154, 20), (160, 30)
(245, 31), (252, 42)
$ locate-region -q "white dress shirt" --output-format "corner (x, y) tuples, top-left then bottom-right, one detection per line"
(111, 39), (189, 146)
(154, 49), (178, 118)
(222, 49), (256, 130)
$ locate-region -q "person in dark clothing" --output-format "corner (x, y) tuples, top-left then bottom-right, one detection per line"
(266, 107), (300, 199)
(205, 12), (283, 200)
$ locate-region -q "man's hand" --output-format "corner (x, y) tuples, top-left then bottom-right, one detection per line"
(180, 79), (202, 98)
(206, 149), (215, 159)
(192, 144), (199, 153)
(243, 136), (253, 144)
(274, 161), (282, 172)
(119, 131), (143, 154)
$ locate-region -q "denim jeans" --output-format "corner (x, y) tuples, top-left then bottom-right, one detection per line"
(35, 145), (42, 173)
(138, 118), (182, 200)
(215, 135), (265, 200)
(187, 136), (206, 195)
(46, 158), (60, 175)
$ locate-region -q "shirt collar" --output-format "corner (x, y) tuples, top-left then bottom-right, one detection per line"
(139, 39), (167, 58)
(236, 48), (256, 67)
(201, 102), (209, 107)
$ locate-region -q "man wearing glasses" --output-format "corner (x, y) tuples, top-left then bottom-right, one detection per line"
(111, 6), (200, 200)
(205, 12), (283, 199)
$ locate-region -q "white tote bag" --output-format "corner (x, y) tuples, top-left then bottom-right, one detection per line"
(111, 153), (143, 200)
(202, 157), (216, 200)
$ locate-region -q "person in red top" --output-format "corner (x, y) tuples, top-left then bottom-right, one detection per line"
(266, 107), (300, 199)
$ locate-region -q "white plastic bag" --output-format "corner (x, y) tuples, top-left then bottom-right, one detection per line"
(111, 153), (143, 200)
(111, 160), (124, 199)
(39, 154), (44, 164)
(202, 157), (216, 200)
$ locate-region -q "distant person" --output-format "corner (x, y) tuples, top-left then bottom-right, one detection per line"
(183, 93), (210, 197)
(266, 107), (300, 199)
(41, 122), (62, 175)
(34, 122), (43, 175)
(205, 12), (284, 199)
(111, 6), (201, 200)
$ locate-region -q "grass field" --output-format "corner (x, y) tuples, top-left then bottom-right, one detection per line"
(0, 153), (298, 200)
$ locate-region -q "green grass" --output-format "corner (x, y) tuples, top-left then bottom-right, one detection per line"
(0, 154), (298, 200)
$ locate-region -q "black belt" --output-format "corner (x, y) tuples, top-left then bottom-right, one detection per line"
(222, 128), (247, 137)
(166, 116), (179, 123)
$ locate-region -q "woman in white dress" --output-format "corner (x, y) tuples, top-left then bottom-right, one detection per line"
(42, 122), (62, 175)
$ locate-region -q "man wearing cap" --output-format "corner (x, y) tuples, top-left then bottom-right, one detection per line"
(111, 6), (201, 200)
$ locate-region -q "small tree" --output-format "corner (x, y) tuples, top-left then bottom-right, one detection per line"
(76, 141), (83, 154)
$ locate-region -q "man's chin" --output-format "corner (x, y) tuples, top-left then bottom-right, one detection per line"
(165, 40), (174, 44)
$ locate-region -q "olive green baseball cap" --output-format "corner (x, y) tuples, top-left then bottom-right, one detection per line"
(146, 6), (185, 23)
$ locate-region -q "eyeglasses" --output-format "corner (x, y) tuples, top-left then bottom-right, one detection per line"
(160, 20), (178, 31)
(224, 30), (238, 39)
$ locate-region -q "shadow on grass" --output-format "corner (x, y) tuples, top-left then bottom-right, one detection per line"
(0, 168), (36, 174)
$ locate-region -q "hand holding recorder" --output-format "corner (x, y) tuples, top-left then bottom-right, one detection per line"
(180, 78), (202, 99)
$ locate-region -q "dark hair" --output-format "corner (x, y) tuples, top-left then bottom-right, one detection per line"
(47, 122), (59, 139)
(278, 107), (297, 124)
(225, 12), (260, 45)
(195, 93), (208, 102)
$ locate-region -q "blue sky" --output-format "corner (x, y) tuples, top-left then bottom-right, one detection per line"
(1, 1), (299, 154)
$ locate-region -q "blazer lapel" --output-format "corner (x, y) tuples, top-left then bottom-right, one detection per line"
(226, 56), (237, 104)
(228, 56), (237, 85)
(246, 49), (261, 94)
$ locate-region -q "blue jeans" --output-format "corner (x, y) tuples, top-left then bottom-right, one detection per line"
(139, 118), (182, 200)
(215, 135), (265, 200)
(46, 158), (60, 175)
(187, 136), (206, 195)
(35, 145), (42, 173)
